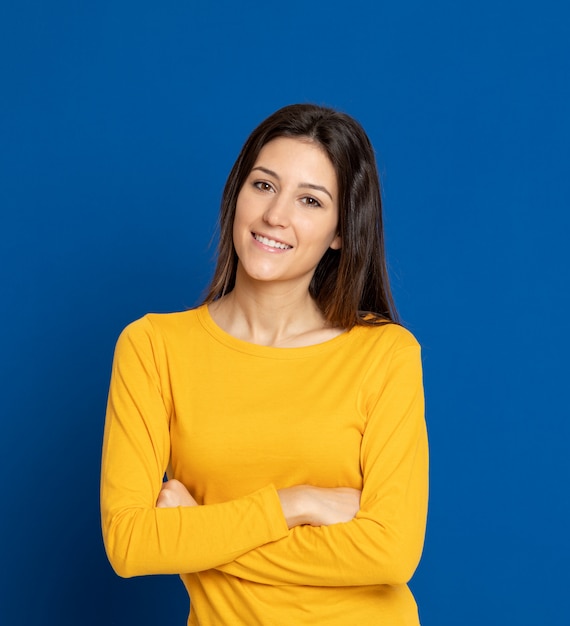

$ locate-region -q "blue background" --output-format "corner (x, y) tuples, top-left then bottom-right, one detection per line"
(1, 1), (568, 624)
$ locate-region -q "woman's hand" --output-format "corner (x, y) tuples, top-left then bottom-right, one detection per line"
(156, 479), (198, 508)
(278, 486), (361, 529)
(156, 480), (359, 528)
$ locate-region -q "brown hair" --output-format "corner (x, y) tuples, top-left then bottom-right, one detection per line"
(202, 103), (398, 330)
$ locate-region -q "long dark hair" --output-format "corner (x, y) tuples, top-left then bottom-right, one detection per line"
(202, 103), (399, 330)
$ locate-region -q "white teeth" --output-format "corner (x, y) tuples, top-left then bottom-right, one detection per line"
(254, 234), (292, 249)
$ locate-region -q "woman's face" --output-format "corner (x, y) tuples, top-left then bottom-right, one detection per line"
(233, 136), (341, 289)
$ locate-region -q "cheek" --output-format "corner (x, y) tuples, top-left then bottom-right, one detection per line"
(329, 233), (342, 250)
(233, 198), (246, 233)
(232, 197), (254, 253)
(321, 219), (341, 247)
(232, 215), (244, 250)
(234, 192), (255, 226)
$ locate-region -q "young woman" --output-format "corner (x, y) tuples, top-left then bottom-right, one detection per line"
(101, 104), (428, 625)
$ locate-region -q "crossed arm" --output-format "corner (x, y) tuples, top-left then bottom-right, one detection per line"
(157, 479), (361, 528)
(101, 319), (427, 586)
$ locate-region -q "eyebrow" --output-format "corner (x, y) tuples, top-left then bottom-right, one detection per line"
(251, 166), (334, 201)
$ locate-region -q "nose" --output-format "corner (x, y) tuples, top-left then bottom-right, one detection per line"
(263, 194), (290, 228)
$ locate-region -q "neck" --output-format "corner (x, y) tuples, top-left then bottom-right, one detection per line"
(208, 269), (337, 347)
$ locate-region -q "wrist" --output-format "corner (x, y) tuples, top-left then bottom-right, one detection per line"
(277, 485), (312, 529)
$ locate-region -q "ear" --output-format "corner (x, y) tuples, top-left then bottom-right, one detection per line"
(329, 234), (342, 250)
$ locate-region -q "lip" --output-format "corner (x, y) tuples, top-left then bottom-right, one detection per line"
(251, 231), (294, 250)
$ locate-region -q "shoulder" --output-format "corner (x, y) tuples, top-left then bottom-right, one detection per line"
(349, 321), (420, 354)
(115, 307), (203, 349)
(351, 324), (424, 405)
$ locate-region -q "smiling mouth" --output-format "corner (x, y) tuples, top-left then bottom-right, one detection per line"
(252, 232), (293, 250)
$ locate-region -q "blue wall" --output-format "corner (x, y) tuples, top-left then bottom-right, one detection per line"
(1, 1), (568, 624)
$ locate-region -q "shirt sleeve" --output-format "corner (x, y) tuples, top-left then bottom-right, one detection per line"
(100, 318), (289, 578)
(215, 342), (428, 587)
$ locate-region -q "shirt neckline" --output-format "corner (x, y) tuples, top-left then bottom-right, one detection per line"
(196, 304), (353, 359)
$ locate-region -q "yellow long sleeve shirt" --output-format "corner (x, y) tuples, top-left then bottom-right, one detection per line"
(101, 305), (428, 625)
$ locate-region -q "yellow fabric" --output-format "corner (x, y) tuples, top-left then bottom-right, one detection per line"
(101, 305), (428, 625)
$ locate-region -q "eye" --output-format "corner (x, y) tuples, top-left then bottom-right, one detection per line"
(253, 181), (275, 193)
(301, 196), (322, 208)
